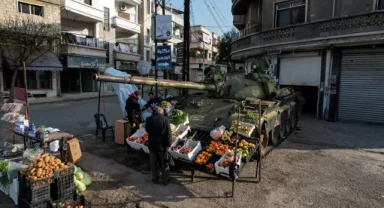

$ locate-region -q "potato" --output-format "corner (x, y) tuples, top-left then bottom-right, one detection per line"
(62, 165), (69, 169)
(37, 162), (43, 168)
(30, 176), (37, 180)
(41, 153), (48, 158)
(30, 168), (36, 174)
(36, 168), (42, 177)
(54, 158), (61, 163)
(44, 156), (50, 163)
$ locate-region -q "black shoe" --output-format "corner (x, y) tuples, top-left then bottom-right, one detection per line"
(152, 179), (159, 184)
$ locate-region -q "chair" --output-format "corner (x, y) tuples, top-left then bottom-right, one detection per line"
(94, 114), (114, 142)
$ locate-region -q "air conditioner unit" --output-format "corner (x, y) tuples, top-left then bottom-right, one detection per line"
(120, 4), (127, 11)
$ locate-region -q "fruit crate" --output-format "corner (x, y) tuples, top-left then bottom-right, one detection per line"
(50, 172), (75, 201)
(18, 174), (52, 204)
(52, 194), (91, 208)
(214, 153), (242, 179)
(54, 165), (75, 178)
(173, 140), (202, 162)
(18, 197), (51, 208)
(241, 146), (257, 163)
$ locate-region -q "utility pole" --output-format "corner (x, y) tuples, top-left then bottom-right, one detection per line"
(183, 0), (190, 95)
(154, 1), (158, 97)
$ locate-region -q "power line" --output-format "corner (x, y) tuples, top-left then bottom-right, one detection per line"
(207, 0), (228, 27)
(202, 0), (225, 34)
(209, 0), (230, 27)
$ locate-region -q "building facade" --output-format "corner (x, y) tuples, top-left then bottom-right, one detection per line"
(189, 25), (219, 82)
(231, 0), (384, 123)
(0, 0), (62, 98)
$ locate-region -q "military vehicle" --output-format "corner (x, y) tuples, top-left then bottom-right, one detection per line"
(93, 62), (304, 155)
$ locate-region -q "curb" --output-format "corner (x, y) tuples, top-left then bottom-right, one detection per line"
(29, 94), (116, 105)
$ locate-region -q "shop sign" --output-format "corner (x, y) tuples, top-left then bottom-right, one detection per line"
(155, 15), (172, 40)
(155, 45), (172, 70)
(202, 33), (211, 44)
(67, 56), (106, 69)
(176, 42), (184, 65)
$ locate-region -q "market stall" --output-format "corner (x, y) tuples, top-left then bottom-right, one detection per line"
(125, 100), (262, 197)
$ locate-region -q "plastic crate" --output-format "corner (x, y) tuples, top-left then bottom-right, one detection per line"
(51, 173), (75, 201)
(52, 194), (91, 208)
(18, 196), (51, 208)
(54, 165), (75, 178)
(18, 175), (52, 204)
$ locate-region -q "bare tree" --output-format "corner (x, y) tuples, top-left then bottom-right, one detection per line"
(0, 16), (60, 102)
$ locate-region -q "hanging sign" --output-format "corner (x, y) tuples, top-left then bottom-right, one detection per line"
(156, 45), (172, 70)
(155, 15), (172, 40)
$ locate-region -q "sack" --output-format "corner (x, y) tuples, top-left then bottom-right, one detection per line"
(166, 151), (175, 167)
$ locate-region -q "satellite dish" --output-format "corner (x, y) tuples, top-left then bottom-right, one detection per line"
(137, 60), (151, 75)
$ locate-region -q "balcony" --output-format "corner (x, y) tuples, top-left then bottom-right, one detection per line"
(190, 42), (211, 50)
(231, 11), (384, 60)
(60, 0), (103, 22)
(112, 16), (141, 34)
(232, 0), (251, 15)
(60, 33), (107, 58)
(117, 0), (142, 6)
(233, 15), (245, 30)
(114, 42), (141, 62)
(212, 45), (218, 53)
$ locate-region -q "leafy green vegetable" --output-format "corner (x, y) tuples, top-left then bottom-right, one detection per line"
(169, 110), (188, 125)
(0, 160), (10, 187)
(245, 112), (259, 121)
(74, 179), (86, 192)
(80, 173), (92, 186)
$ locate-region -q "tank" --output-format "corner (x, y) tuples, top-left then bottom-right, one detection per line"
(93, 68), (304, 155)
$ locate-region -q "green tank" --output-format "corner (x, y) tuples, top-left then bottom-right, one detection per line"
(93, 68), (304, 155)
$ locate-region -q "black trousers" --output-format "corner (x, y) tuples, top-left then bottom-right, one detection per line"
(149, 151), (170, 183)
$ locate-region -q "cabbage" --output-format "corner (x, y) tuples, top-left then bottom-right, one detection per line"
(75, 172), (83, 180)
(74, 179), (86, 192)
(80, 172), (92, 186)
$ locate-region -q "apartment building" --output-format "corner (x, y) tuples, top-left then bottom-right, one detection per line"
(138, 0), (153, 65)
(60, 0), (141, 93)
(231, 0), (384, 123)
(0, 0), (62, 98)
(189, 25), (219, 82)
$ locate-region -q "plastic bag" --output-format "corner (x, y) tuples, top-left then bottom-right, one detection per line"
(49, 140), (60, 152)
(22, 148), (43, 166)
(7, 162), (27, 181)
(210, 125), (225, 140)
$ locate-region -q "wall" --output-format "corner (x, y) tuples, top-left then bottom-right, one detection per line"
(308, 0), (333, 21)
(245, 0), (261, 27)
(97, 0), (116, 65)
(61, 18), (95, 36)
(334, 0), (374, 17)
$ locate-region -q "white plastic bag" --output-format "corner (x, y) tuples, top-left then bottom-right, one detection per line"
(210, 125), (226, 140)
(22, 148), (43, 166)
(7, 162), (27, 181)
(49, 140), (60, 152)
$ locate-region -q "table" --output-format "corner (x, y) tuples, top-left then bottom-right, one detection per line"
(14, 131), (73, 152)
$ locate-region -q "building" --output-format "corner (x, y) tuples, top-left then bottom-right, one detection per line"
(231, 0), (384, 124)
(189, 25), (219, 82)
(60, 0), (141, 93)
(138, 0), (153, 66)
(0, 0), (62, 98)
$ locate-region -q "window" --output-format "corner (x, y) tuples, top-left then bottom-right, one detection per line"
(18, 2), (44, 17)
(275, 0), (305, 27)
(104, 7), (110, 31)
(84, 0), (92, 6)
(146, 51), (150, 61)
(147, 0), (151, 14)
(379, 0), (384, 10)
(147, 29), (151, 43)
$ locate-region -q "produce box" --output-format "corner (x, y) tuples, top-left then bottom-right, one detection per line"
(114, 120), (131, 145)
(172, 125), (190, 141)
(169, 138), (187, 159)
(51, 166), (75, 201)
(67, 139), (82, 164)
(18, 196), (51, 208)
(230, 121), (255, 138)
(126, 128), (146, 151)
(214, 151), (242, 179)
(18, 174), (52, 204)
(174, 140), (202, 162)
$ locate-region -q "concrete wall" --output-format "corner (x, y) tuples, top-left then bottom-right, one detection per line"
(245, 1), (261, 27)
(61, 19), (95, 36)
(334, 0), (374, 17)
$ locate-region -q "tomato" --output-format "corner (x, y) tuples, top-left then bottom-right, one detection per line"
(65, 205), (71, 208)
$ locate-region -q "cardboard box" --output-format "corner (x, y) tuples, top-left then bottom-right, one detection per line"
(67, 138), (82, 163)
(115, 120), (131, 145)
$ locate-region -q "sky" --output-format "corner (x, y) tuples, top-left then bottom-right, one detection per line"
(167, 0), (233, 36)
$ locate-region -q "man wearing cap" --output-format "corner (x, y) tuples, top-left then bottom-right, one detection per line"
(145, 107), (172, 185)
(125, 91), (142, 134)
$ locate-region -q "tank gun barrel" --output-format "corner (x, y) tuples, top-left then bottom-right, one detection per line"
(93, 74), (217, 91)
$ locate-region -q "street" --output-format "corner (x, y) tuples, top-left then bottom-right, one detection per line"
(1, 97), (384, 208)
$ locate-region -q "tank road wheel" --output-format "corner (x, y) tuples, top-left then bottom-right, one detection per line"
(270, 126), (280, 145)
(260, 127), (269, 156)
(279, 121), (287, 139)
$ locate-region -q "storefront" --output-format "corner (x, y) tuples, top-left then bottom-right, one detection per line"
(61, 56), (106, 93)
(338, 51), (384, 123)
(1, 52), (62, 98)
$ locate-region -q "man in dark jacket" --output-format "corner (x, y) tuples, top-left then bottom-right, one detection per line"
(125, 91), (142, 135)
(145, 107), (172, 185)
(142, 91), (161, 111)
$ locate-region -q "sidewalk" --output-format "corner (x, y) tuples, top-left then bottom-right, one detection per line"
(28, 92), (116, 105)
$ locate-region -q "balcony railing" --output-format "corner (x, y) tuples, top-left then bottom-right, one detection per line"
(60, 0), (103, 22)
(232, 11), (384, 53)
(61, 32), (106, 49)
(233, 15), (245, 26)
(115, 42), (138, 54)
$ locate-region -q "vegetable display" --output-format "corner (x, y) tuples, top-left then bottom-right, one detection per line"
(73, 166), (92, 193)
(160, 101), (172, 109)
(169, 110), (188, 126)
(206, 141), (231, 155)
(245, 112), (259, 121)
(194, 151), (212, 165)
(0, 160), (10, 187)
(20, 153), (70, 180)
(231, 121), (254, 136)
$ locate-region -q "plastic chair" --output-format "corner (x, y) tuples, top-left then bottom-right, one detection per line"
(94, 114), (114, 142)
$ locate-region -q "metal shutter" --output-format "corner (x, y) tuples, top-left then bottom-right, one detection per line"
(339, 53), (384, 123)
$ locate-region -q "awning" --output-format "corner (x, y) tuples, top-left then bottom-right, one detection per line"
(9, 52), (63, 71)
